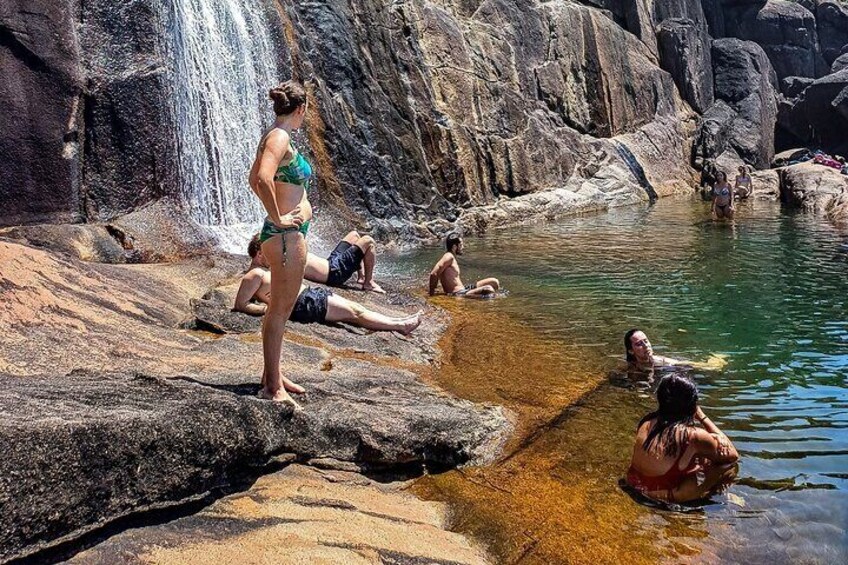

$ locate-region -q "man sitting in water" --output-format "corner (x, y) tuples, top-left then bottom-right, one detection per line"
(428, 233), (500, 298)
(304, 231), (385, 293)
(235, 234), (421, 334)
(624, 329), (728, 372)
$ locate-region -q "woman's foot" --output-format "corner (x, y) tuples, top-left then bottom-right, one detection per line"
(282, 376), (306, 394)
(258, 387), (303, 410)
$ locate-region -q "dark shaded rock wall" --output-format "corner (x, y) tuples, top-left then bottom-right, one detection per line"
(0, 0), (83, 225)
(694, 38), (778, 169)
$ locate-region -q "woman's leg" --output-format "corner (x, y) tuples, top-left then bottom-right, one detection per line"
(325, 295), (420, 334)
(671, 463), (738, 503)
(260, 231), (307, 405)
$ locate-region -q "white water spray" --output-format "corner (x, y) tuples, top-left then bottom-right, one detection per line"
(163, 0), (281, 252)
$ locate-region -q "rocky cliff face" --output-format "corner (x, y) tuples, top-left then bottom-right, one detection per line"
(2, 0), (697, 241)
(1, 0), (845, 242)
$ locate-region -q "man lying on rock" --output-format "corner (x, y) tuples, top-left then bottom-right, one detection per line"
(235, 234), (421, 334)
(429, 233), (500, 298)
(304, 231), (385, 293)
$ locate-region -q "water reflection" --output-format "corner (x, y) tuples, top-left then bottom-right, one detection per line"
(396, 198), (848, 563)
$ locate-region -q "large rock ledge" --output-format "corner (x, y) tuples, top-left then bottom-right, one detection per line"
(0, 364), (508, 562)
(0, 240), (511, 562)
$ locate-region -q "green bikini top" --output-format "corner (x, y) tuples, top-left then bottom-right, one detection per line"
(274, 144), (313, 190)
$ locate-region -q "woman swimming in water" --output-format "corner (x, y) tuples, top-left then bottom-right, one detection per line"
(734, 165), (753, 199)
(711, 171), (734, 220)
(248, 80), (313, 407)
(623, 329), (728, 376)
(626, 374), (738, 503)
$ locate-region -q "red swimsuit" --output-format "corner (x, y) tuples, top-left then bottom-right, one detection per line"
(627, 445), (701, 502)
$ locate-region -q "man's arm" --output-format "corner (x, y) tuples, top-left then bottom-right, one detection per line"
(428, 254), (450, 296)
(233, 272), (267, 316)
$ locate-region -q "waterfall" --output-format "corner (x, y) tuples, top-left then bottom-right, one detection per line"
(163, 0), (282, 252)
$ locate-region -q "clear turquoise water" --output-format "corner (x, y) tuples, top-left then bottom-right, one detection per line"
(389, 197), (848, 563)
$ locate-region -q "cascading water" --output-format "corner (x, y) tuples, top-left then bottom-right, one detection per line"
(162, 0), (282, 252)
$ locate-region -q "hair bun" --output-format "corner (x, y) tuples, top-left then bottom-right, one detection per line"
(269, 88), (289, 106)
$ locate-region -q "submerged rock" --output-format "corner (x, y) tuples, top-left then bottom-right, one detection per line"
(67, 465), (492, 564)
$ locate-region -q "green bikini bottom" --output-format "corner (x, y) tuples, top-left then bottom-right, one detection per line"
(258, 217), (309, 262)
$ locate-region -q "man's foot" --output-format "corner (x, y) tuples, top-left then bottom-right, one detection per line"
(258, 387), (303, 410)
(282, 376), (306, 394)
(362, 280), (386, 294)
(399, 313), (422, 335)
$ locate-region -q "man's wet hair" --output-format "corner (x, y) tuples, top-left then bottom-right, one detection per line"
(446, 233), (462, 252)
(248, 233), (262, 258)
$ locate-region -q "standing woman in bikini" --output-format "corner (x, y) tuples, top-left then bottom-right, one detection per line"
(248, 80), (313, 406)
(710, 170), (734, 220)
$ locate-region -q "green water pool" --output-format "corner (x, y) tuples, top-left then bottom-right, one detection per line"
(388, 197), (848, 563)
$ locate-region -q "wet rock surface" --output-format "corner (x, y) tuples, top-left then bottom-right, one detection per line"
(0, 240), (509, 562)
(779, 163), (848, 216)
(67, 465), (492, 564)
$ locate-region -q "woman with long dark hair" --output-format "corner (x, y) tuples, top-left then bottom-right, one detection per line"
(248, 80), (313, 407)
(626, 374), (738, 503)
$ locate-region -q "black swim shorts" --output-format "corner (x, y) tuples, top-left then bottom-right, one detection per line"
(326, 241), (364, 287)
(290, 286), (332, 324)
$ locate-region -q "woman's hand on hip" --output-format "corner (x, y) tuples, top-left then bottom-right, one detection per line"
(275, 206), (304, 228)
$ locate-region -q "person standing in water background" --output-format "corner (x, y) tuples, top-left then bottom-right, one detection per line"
(711, 170), (735, 220)
(247, 80), (313, 408)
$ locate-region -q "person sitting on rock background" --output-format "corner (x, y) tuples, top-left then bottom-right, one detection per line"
(428, 233), (500, 298)
(235, 234), (421, 335)
(734, 165), (753, 199)
(304, 231), (385, 293)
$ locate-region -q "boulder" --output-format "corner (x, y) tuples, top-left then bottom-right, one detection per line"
(66, 465), (492, 565)
(0, 224), (128, 263)
(0, 0), (83, 226)
(777, 69), (848, 156)
(657, 18), (715, 113)
(0, 367), (510, 562)
(816, 1), (848, 66)
(750, 168), (781, 199)
(779, 162), (848, 213)
(694, 39), (778, 169)
(724, 0), (827, 80)
(781, 76), (816, 98)
(832, 52), (848, 74)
